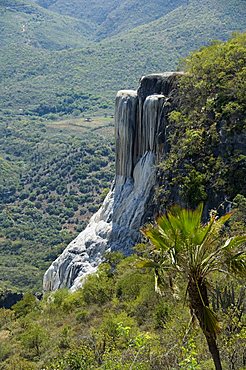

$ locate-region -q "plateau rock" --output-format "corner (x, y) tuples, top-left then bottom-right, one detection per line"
(43, 72), (182, 291)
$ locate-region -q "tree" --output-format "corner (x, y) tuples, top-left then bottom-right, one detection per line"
(140, 204), (246, 370)
(158, 33), (246, 212)
(19, 323), (48, 357)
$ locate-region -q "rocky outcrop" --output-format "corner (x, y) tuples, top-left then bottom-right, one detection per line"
(43, 72), (182, 292)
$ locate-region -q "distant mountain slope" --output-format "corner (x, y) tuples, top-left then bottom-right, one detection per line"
(35, 0), (187, 39)
(97, 0), (188, 39)
(0, 0), (245, 117)
(39, 0), (120, 25)
(0, 0), (94, 50)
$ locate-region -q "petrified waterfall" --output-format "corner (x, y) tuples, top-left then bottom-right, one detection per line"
(43, 72), (181, 291)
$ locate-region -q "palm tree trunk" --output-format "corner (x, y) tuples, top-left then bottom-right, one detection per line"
(188, 280), (222, 370)
(204, 332), (222, 370)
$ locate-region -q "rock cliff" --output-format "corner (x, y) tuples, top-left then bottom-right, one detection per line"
(43, 72), (182, 291)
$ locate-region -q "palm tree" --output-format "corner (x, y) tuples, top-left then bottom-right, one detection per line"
(140, 203), (246, 370)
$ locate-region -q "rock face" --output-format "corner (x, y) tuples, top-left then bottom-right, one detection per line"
(43, 72), (182, 292)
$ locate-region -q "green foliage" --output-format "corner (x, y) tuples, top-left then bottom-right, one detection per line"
(82, 264), (115, 305)
(1, 355), (36, 370)
(154, 301), (169, 329)
(0, 253), (245, 369)
(229, 194), (246, 234)
(0, 117), (114, 291)
(220, 308), (246, 369)
(141, 203), (246, 368)
(180, 169), (207, 208)
(19, 323), (48, 357)
(158, 32), (246, 210)
(12, 293), (38, 317)
(45, 345), (95, 370)
(179, 338), (201, 370)
(1, 1), (246, 120)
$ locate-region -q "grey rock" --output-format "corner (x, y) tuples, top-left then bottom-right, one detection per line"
(43, 72), (180, 291)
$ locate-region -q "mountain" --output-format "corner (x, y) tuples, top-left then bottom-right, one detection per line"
(1, 0), (245, 118)
(0, 33), (245, 370)
(0, 0), (246, 291)
(34, 0), (188, 39)
(0, 0), (94, 50)
(35, 0), (120, 26)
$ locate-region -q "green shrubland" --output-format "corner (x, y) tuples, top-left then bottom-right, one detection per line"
(0, 239), (245, 369)
(1, 0), (246, 120)
(0, 117), (114, 291)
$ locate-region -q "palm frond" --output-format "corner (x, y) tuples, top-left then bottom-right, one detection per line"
(198, 212), (232, 253)
(203, 306), (221, 335)
(168, 204), (203, 244)
(156, 214), (179, 248)
(224, 251), (246, 277)
(221, 235), (246, 252)
(141, 224), (171, 251)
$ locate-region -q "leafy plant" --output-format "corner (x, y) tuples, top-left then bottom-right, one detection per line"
(141, 203), (246, 369)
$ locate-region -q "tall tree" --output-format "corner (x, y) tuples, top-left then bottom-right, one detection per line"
(140, 204), (246, 370)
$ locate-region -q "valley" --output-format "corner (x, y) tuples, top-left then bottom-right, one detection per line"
(0, 115), (114, 291)
(0, 1), (245, 367)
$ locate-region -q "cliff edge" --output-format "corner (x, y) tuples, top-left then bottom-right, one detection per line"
(43, 72), (182, 291)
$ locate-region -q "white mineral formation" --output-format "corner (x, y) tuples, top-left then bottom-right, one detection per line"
(43, 73), (180, 291)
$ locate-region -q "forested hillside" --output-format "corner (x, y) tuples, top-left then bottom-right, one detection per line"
(157, 32), (246, 212)
(0, 0), (245, 291)
(1, 0), (246, 118)
(0, 0), (93, 50)
(0, 33), (245, 370)
(35, 0), (188, 39)
(0, 117), (114, 292)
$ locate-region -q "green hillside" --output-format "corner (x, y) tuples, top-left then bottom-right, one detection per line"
(1, 0), (246, 119)
(35, 0), (188, 39)
(0, 1), (245, 292)
(36, 0), (120, 26)
(0, 116), (114, 292)
(0, 248), (245, 369)
(0, 0), (94, 50)
(95, 0), (187, 39)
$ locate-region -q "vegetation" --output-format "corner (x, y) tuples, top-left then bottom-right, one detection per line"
(157, 32), (246, 210)
(0, 17), (245, 369)
(0, 223), (245, 369)
(1, 0), (246, 120)
(35, 0), (189, 39)
(0, 116), (114, 291)
(141, 204), (246, 369)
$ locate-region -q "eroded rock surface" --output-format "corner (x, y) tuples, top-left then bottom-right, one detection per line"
(43, 72), (181, 291)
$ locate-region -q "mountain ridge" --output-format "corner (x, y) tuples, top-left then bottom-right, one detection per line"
(1, 0), (245, 119)
(34, 0), (188, 39)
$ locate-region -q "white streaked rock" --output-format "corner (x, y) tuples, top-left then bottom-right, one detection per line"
(43, 73), (180, 291)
